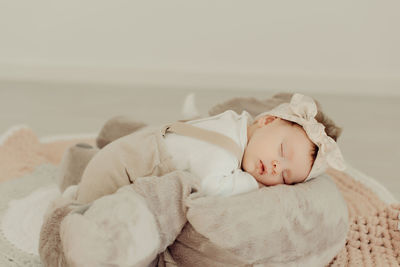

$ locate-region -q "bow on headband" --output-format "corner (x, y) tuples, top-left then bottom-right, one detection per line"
(255, 93), (346, 181)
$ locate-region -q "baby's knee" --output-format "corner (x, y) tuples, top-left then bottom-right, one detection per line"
(76, 150), (131, 203)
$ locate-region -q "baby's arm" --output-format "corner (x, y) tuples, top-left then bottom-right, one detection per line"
(201, 169), (259, 197)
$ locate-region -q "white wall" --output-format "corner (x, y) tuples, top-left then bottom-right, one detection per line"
(0, 0), (399, 94)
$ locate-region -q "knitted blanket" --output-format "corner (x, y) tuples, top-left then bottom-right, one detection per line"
(0, 127), (95, 266)
(326, 168), (400, 266)
(0, 126), (399, 266)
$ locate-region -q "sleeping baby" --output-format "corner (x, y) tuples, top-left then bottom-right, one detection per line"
(75, 93), (345, 203)
(39, 93), (348, 267)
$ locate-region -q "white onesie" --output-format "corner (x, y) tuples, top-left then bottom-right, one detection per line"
(164, 110), (259, 197)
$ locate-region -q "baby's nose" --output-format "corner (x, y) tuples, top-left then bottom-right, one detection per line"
(272, 160), (281, 174)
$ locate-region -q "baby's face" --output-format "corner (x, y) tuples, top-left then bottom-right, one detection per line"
(242, 116), (314, 186)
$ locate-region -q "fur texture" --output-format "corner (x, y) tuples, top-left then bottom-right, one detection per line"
(57, 144), (99, 192)
(167, 174), (348, 266)
(60, 188), (161, 267)
(39, 197), (76, 267)
(54, 171), (198, 267)
(96, 115), (147, 149)
(39, 92), (348, 266)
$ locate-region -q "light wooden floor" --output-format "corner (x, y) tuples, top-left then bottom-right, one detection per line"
(1, 81), (399, 200)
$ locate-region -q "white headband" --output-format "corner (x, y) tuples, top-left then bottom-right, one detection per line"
(254, 93), (346, 181)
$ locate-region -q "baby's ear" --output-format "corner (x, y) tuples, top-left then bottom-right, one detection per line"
(258, 115), (278, 126)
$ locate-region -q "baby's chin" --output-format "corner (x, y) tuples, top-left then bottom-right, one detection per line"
(248, 169), (266, 186)
(253, 173), (284, 187)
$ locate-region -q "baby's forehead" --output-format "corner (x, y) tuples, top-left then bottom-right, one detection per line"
(277, 119), (303, 132)
(279, 121), (314, 147)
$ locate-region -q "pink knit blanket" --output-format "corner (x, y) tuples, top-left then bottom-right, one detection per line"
(327, 168), (400, 266)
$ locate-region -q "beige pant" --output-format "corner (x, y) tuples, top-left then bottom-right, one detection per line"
(76, 127), (176, 204)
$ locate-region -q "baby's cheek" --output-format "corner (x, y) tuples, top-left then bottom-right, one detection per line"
(241, 152), (252, 171)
